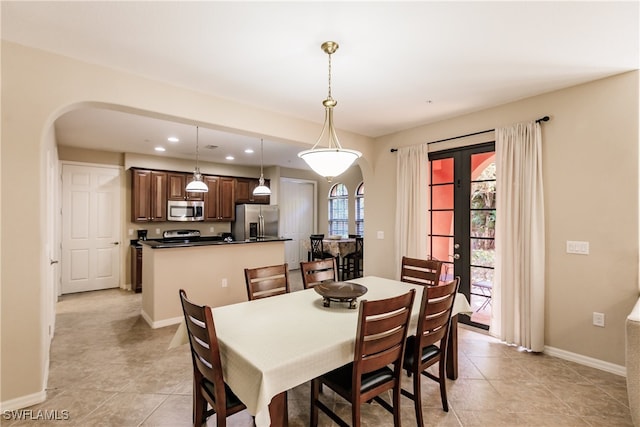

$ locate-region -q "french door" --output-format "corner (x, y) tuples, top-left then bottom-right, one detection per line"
(429, 143), (495, 329)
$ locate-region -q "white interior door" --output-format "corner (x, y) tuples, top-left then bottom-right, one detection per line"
(280, 179), (315, 269)
(61, 164), (121, 294)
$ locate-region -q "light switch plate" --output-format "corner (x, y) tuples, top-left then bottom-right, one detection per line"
(566, 240), (589, 255)
(593, 312), (605, 327)
(376, 231), (384, 239)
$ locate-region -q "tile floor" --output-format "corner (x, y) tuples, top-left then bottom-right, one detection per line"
(8, 271), (633, 426)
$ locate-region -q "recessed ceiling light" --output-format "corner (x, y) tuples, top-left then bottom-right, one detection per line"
(244, 148), (254, 154)
(155, 147), (166, 152)
(167, 137), (179, 142)
(225, 155), (235, 160)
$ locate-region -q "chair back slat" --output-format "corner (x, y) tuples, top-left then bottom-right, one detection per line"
(361, 343), (404, 374)
(362, 327), (406, 358)
(244, 263), (290, 300)
(300, 258), (337, 289)
(363, 309), (410, 336)
(424, 295), (455, 315)
(400, 256), (443, 286)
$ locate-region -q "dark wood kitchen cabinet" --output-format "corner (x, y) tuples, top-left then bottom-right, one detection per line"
(204, 176), (236, 221)
(235, 177), (271, 204)
(167, 172), (204, 201)
(132, 169), (167, 222)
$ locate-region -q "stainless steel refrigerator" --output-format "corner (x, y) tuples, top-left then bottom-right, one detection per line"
(233, 204), (279, 240)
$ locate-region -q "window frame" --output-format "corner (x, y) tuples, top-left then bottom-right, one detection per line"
(355, 182), (364, 236)
(328, 183), (349, 237)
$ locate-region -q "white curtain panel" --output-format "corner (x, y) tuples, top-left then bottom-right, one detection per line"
(395, 144), (429, 279)
(492, 121), (545, 352)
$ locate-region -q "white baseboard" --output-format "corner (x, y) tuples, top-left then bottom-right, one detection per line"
(0, 390), (46, 412)
(544, 345), (627, 377)
(140, 309), (182, 329)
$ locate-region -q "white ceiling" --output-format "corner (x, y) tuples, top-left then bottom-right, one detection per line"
(2, 1), (638, 169)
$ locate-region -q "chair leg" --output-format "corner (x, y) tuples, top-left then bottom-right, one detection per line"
(192, 377), (206, 427)
(216, 412), (227, 427)
(310, 379), (320, 427)
(413, 368), (424, 427)
(438, 360), (449, 412)
(352, 398), (361, 427)
(393, 386), (402, 427)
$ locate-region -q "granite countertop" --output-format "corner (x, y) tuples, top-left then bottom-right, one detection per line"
(139, 237), (290, 249)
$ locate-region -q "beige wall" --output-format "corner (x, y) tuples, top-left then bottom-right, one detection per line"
(370, 71), (639, 366)
(1, 39), (637, 408)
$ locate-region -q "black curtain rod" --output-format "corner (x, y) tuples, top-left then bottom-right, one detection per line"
(390, 115), (550, 153)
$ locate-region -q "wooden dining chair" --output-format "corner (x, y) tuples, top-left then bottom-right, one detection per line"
(401, 277), (460, 426)
(400, 256), (443, 286)
(310, 289), (416, 427)
(341, 236), (364, 280)
(179, 289), (247, 427)
(309, 234), (335, 261)
(300, 258), (338, 289)
(244, 263), (290, 300)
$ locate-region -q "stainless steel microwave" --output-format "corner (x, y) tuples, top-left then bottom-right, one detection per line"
(167, 200), (204, 221)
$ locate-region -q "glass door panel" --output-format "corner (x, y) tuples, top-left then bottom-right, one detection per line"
(429, 143), (495, 329)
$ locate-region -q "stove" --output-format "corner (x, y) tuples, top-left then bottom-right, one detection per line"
(161, 229), (201, 242)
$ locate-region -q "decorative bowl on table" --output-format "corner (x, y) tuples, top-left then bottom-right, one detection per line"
(314, 281), (368, 309)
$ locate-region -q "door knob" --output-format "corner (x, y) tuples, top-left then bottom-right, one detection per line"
(50, 259), (59, 265)
(454, 243), (460, 249)
(452, 253), (460, 260)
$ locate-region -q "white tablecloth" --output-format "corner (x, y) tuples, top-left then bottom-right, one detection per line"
(170, 276), (472, 426)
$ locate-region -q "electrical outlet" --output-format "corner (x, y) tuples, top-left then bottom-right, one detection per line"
(128, 228), (133, 236)
(377, 231), (384, 239)
(221, 278), (228, 288)
(155, 228), (160, 235)
(593, 312), (605, 327)
(209, 226), (215, 233)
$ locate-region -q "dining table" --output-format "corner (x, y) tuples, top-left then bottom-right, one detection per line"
(303, 237), (356, 260)
(170, 276), (472, 427)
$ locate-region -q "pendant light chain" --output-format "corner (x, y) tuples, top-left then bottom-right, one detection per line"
(195, 126), (200, 171)
(327, 50), (332, 101)
(260, 138), (264, 176)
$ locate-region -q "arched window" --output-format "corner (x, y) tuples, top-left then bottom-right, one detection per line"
(355, 182), (364, 236)
(328, 183), (348, 237)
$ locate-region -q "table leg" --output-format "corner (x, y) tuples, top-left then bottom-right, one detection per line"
(268, 391), (288, 427)
(446, 314), (459, 380)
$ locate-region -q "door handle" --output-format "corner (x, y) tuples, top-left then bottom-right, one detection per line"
(50, 259), (59, 265)
(112, 242), (120, 245)
(452, 253), (460, 260)
(454, 243), (460, 249)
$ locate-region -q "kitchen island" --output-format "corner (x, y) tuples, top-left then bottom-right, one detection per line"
(140, 238), (288, 328)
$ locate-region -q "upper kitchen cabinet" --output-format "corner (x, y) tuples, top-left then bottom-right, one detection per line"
(167, 172), (205, 201)
(204, 176), (236, 221)
(235, 177), (271, 204)
(132, 169), (167, 222)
